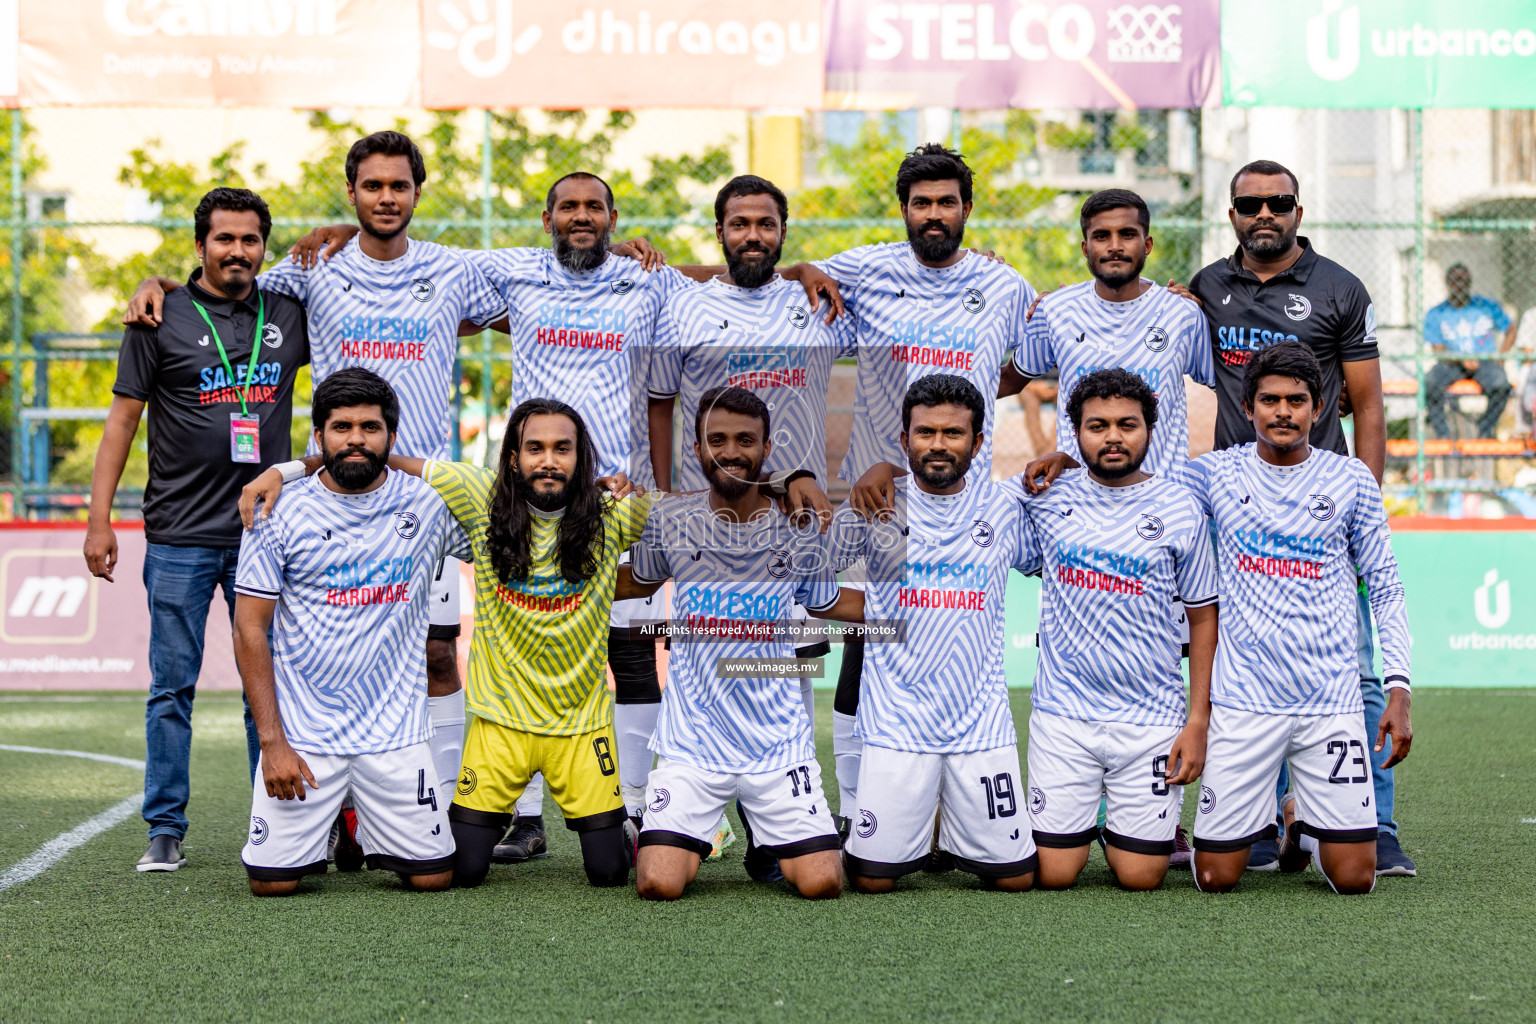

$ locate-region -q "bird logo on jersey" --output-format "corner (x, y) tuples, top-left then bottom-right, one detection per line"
(611, 279), (635, 295)
(787, 305), (809, 330)
(394, 511), (420, 539)
(457, 767), (478, 796)
(1285, 293), (1313, 321)
(856, 810), (878, 838)
(1198, 785), (1216, 814)
(649, 788), (670, 813)
(767, 549), (791, 580)
(1137, 513), (1164, 541)
(962, 287), (986, 314)
(410, 278), (435, 302)
(1307, 494), (1336, 521)
(249, 816), (269, 845)
(1029, 787), (1046, 815)
(262, 323), (284, 349)
(1143, 326), (1169, 353)
(970, 520), (995, 548)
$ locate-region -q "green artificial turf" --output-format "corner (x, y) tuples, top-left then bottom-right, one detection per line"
(1, 689), (1533, 1024)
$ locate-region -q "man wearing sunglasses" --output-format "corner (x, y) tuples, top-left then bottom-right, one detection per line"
(1179, 159), (1414, 879)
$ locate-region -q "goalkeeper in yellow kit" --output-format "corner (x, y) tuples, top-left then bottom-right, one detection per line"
(243, 396), (651, 887)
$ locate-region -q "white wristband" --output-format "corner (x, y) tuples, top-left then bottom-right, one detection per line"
(274, 460), (307, 484)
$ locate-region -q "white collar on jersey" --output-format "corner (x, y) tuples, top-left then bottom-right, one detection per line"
(1248, 445), (1317, 476)
(910, 476), (968, 505)
(351, 236), (413, 268)
(527, 503), (567, 520)
(1090, 278), (1157, 310)
(708, 274), (782, 297)
(1084, 472), (1158, 497)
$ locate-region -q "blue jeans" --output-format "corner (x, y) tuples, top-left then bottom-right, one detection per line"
(1275, 584), (1397, 835)
(142, 542), (259, 840)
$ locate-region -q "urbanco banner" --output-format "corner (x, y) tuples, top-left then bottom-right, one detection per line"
(19, 0), (420, 107)
(421, 0), (824, 109)
(1223, 0), (1536, 108)
(823, 0), (1221, 110)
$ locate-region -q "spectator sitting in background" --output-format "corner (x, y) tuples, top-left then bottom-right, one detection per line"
(1423, 264), (1514, 439)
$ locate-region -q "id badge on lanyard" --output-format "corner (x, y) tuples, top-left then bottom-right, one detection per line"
(190, 290), (267, 464)
(230, 412), (261, 463)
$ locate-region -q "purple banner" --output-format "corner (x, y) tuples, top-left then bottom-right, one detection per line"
(823, 0), (1221, 110)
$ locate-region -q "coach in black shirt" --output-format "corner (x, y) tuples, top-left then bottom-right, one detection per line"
(85, 187), (309, 873)
(1184, 159), (1414, 878)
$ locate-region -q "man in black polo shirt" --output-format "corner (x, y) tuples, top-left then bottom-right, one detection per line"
(1183, 159), (1415, 878)
(85, 187), (309, 873)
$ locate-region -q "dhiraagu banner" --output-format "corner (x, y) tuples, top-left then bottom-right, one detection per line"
(1222, 0), (1536, 108)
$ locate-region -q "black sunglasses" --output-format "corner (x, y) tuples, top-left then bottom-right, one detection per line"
(1233, 194), (1297, 217)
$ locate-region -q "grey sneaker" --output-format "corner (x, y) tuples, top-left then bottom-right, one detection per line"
(491, 816), (548, 864)
(1246, 838), (1280, 871)
(136, 835), (186, 873)
(1375, 832), (1417, 877)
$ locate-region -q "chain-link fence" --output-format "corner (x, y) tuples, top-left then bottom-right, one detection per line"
(2, 106), (1534, 519)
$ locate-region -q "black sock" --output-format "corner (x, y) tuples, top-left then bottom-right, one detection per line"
(449, 819), (502, 888)
(834, 637), (864, 717)
(578, 825), (630, 887)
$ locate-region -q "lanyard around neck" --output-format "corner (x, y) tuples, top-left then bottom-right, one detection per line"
(189, 290), (265, 416)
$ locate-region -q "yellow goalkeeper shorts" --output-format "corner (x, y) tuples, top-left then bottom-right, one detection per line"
(450, 717), (625, 832)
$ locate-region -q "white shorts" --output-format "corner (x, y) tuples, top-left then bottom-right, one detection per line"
(241, 740), (455, 881)
(429, 555), (462, 634)
(1192, 704), (1377, 851)
(1025, 708), (1183, 855)
(845, 743), (1038, 880)
(639, 756), (841, 859)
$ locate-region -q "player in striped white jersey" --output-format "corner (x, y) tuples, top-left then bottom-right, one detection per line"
(1185, 343), (1412, 895)
(1012, 190), (1215, 486)
(796, 144), (1037, 818)
(1003, 369), (1218, 891)
(828, 375), (1038, 893)
(128, 132), (508, 821)
(620, 388), (853, 899)
(233, 369), (469, 895)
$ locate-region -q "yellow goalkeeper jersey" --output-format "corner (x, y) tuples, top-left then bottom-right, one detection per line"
(425, 460), (653, 736)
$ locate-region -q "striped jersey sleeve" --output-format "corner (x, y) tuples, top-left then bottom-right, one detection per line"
(1345, 459), (1410, 688)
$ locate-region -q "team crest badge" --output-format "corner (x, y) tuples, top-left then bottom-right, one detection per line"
(261, 323), (284, 349)
(457, 767), (477, 796)
(249, 816), (269, 845)
(409, 278), (435, 302)
(1285, 293), (1312, 321)
(856, 809), (878, 838)
(962, 287), (986, 314)
(787, 304), (809, 330)
(611, 279), (635, 295)
(970, 520), (994, 547)
(766, 549), (791, 580)
(1029, 787), (1046, 815)
(394, 511), (420, 539)
(649, 788), (670, 812)
(1137, 513), (1164, 541)
(1307, 494), (1335, 521)
(1198, 785), (1215, 814)
(1143, 326), (1168, 353)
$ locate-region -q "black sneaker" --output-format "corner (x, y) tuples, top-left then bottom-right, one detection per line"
(832, 813), (851, 848)
(1275, 794), (1311, 874)
(1246, 838), (1280, 871)
(1375, 832), (1417, 877)
(330, 808), (364, 872)
(135, 835), (185, 873)
(1169, 826), (1193, 870)
(923, 848), (955, 873)
(492, 816), (548, 864)
(738, 801), (784, 883)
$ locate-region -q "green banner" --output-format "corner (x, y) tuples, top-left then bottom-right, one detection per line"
(1223, 0), (1536, 108)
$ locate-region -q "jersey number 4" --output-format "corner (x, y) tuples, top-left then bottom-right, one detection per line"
(417, 769), (437, 812)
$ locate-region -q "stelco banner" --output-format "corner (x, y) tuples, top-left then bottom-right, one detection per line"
(1223, 0), (1536, 108)
(421, 0), (824, 109)
(19, 0), (419, 107)
(823, 0), (1221, 110)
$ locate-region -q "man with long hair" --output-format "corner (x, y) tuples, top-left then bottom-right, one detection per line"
(242, 397), (650, 888)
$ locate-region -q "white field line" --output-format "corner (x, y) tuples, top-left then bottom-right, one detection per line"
(0, 744), (146, 893)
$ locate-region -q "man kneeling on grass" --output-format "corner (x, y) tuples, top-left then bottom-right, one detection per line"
(619, 387), (858, 900)
(233, 369), (468, 894)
